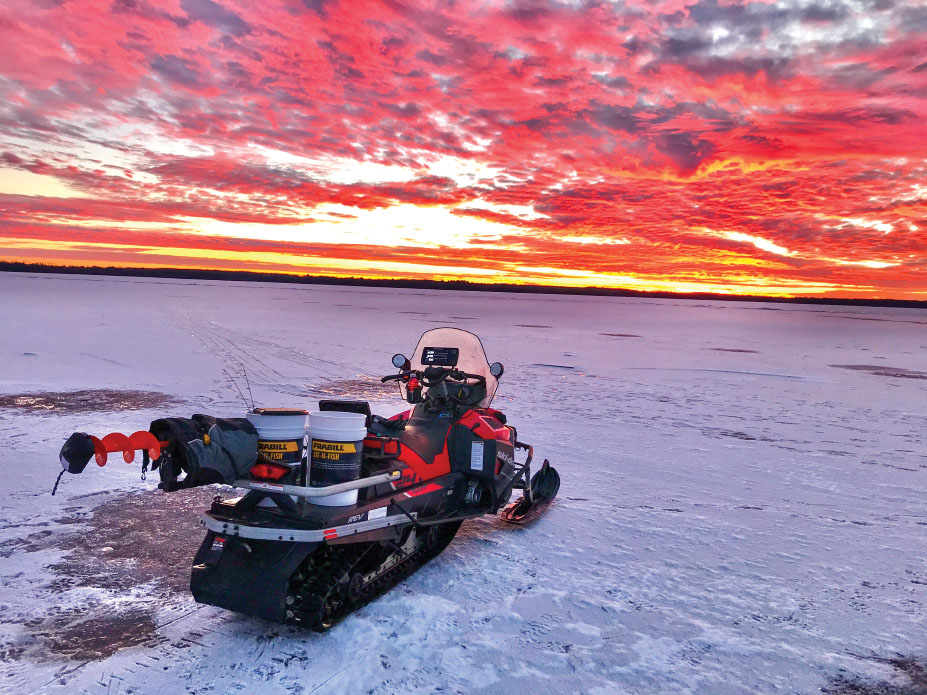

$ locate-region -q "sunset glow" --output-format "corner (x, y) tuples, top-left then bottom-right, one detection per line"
(1, 0), (926, 297)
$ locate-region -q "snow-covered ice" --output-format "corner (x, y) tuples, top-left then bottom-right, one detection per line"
(0, 272), (925, 694)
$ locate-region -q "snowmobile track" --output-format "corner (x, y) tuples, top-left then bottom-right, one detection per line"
(292, 522), (464, 630)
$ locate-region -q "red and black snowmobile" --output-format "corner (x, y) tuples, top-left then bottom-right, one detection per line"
(57, 328), (559, 630)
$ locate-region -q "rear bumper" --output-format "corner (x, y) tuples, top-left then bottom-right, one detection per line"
(190, 532), (317, 622)
(191, 507), (421, 622)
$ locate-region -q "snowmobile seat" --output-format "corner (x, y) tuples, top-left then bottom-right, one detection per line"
(396, 413), (451, 467)
(318, 400), (372, 428)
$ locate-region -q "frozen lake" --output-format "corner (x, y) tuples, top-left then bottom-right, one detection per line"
(1, 272), (925, 694)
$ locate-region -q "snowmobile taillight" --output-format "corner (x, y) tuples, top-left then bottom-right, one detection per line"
(249, 462), (290, 481)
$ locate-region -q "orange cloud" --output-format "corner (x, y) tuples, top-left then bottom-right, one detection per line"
(0, 0), (924, 298)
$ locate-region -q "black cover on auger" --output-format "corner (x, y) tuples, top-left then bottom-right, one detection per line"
(150, 414), (258, 491)
(59, 432), (96, 474)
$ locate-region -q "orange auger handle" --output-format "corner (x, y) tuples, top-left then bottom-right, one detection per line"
(88, 431), (169, 466)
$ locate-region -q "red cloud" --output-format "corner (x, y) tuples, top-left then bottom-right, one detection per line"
(0, 0), (925, 297)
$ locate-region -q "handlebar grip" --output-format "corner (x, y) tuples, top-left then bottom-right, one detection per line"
(453, 371), (487, 383)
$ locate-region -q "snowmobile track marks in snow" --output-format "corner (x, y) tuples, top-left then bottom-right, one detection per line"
(180, 313), (349, 383)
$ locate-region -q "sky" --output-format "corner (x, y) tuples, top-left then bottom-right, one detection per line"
(0, 0), (926, 298)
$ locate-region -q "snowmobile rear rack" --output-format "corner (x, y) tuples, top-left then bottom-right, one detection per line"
(201, 503), (491, 544)
(201, 508), (417, 543)
(231, 469), (402, 498)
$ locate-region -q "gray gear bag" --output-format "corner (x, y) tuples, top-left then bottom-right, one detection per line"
(149, 414), (258, 491)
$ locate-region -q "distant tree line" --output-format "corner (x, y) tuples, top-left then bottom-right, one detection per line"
(1, 260), (923, 308)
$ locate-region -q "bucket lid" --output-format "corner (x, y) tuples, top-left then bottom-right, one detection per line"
(308, 410), (368, 433)
(252, 408), (309, 416)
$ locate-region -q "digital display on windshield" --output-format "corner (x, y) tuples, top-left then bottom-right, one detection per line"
(421, 347), (459, 366)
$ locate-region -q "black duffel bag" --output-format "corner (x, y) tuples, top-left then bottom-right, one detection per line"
(150, 414), (258, 491)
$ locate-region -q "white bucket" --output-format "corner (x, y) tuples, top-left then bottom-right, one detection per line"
(246, 408), (308, 465)
(308, 411), (367, 506)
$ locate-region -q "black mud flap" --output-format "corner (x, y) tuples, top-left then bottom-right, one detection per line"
(190, 531), (318, 623)
(500, 459), (560, 525)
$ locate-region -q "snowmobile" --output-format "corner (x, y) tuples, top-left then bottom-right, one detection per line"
(57, 328), (560, 630)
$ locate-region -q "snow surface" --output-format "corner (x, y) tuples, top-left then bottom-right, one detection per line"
(0, 271), (925, 694)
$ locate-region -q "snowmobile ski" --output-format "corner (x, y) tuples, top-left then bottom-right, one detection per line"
(500, 459), (560, 524)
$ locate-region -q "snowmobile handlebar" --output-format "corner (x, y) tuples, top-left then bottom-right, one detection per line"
(380, 368), (486, 386)
(426, 367), (486, 387)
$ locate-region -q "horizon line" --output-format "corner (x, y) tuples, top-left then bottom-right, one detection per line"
(1, 260), (925, 309)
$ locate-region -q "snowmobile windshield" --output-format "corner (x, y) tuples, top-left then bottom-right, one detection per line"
(401, 328), (499, 407)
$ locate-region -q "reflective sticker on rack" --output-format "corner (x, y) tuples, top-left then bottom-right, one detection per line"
(251, 482), (285, 491)
(368, 506), (387, 520)
(470, 441), (484, 471)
